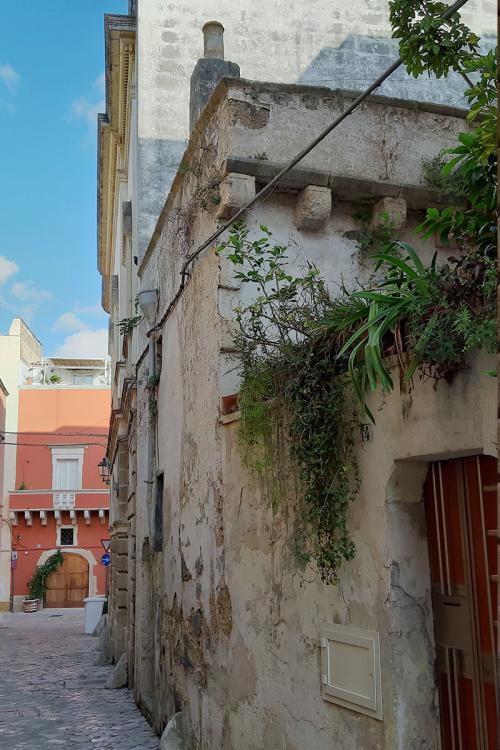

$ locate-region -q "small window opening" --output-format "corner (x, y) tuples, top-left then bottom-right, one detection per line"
(153, 473), (164, 552)
(60, 528), (74, 546)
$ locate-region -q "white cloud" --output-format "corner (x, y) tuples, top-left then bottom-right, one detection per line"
(9, 280), (53, 322)
(53, 328), (109, 358)
(10, 280), (52, 303)
(93, 72), (105, 94)
(0, 256), (19, 285)
(69, 72), (105, 135)
(71, 96), (105, 127)
(74, 303), (103, 316)
(0, 64), (20, 92)
(52, 312), (88, 332)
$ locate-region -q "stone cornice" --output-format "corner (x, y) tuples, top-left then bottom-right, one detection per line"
(97, 15), (136, 313)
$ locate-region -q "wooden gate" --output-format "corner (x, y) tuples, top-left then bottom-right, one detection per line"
(424, 456), (497, 750)
(44, 553), (89, 608)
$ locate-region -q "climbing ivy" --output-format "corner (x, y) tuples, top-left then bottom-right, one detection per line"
(26, 550), (64, 601)
(217, 223), (495, 582)
(215, 5), (497, 582)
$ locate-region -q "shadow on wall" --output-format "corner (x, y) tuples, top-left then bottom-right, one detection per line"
(298, 34), (496, 108)
(138, 138), (187, 260)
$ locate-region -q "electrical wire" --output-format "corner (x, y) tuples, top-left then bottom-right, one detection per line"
(145, 0), (470, 343)
(0, 441), (107, 448)
(2, 431), (108, 437)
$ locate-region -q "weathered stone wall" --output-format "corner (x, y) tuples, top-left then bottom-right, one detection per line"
(134, 0), (495, 259)
(132, 80), (496, 747)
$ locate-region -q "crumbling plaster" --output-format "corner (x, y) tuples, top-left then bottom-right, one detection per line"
(131, 79), (495, 748)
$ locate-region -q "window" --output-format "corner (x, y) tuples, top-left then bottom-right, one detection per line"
(59, 527), (74, 546)
(55, 459), (79, 490)
(153, 473), (164, 552)
(51, 447), (84, 491)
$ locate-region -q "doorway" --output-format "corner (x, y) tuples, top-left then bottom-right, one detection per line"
(424, 456), (497, 750)
(45, 552), (89, 608)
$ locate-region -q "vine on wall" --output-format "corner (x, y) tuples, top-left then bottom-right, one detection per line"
(217, 222), (495, 582)
(214, 5), (497, 582)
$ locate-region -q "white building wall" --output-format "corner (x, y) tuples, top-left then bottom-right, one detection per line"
(134, 0), (495, 258)
(0, 319), (42, 608)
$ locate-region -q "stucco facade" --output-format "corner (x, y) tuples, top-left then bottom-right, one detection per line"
(97, 3), (497, 747)
(0, 319), (42, 610)
(9, 382), (111, 610)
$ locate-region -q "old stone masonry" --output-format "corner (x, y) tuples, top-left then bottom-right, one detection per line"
(0, 609), (160, 750)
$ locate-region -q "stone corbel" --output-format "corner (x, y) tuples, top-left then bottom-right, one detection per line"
(54, 510), (61, 525)
(98, 509), (106, 525)
(39, 511), (47, 526)
(83, 510), (91, 525)
(24, 510), (32, 527)
(69, 509), (76, 524)
(9, 511), (17, 526)
(370, 196), (407, 231)
(217, 173), (256, 219)
(294, 185), (332, 231)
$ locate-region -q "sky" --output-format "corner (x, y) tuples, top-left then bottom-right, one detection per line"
(0, 1), (127, 358)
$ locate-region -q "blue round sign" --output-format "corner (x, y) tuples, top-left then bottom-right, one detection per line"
(101, 552), (111, 566)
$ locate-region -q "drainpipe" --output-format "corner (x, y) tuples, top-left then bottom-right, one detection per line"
(146, 337), (156, 508)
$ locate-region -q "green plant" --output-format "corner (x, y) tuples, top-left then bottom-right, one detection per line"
(217, 223), (495, 582)
(390, 2), (497, 255)
(389, 0), (479, 79)
(17, 482), (27, 491)
(49, 374), (62, 384)
(26, 550), (64, 601)
(422, 153), (466, 201)
(119, 296), (143, 336)
(213, 6), (497, 583)
(217, 224), (360, 582)
(335, 244), (495, 417)
(352, 211), (398, 256)
(146, 372), (160, 421)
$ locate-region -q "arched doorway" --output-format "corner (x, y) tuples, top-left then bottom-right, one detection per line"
(45, 552), (89, 608)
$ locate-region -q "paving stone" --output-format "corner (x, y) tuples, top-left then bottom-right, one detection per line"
(0, 609), (160, 750)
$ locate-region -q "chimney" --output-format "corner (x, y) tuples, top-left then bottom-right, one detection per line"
(189, 22), (240, 132)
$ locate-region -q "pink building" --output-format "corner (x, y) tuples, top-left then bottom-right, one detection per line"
(6, 357), (111, 610)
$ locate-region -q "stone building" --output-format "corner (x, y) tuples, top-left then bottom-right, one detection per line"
(98, 2), (497, 748)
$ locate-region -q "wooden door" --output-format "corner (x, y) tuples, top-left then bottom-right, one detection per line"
(45, 553), (89, 608)
(424, 456), (497, 750)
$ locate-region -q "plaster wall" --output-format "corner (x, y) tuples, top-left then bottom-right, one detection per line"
(129, 80), (497, 747)
(135, 0), (495, 259)
(11, 516), (106, 601)
(0, 319), (42, 607)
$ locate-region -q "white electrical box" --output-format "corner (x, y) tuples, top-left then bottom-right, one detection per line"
(320, 624), (383, 720)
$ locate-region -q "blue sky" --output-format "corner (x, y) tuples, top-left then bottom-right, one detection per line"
(0, 1), (126, 357)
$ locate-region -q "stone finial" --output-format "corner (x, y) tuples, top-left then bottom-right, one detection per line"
(217, 173), (256, 219)
(371, 197), (407, 231)
(294, 185), (332, 231)
(202, 21), (224, 60)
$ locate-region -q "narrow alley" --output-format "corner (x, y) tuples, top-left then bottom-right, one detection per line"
(0, 609), (160, 750)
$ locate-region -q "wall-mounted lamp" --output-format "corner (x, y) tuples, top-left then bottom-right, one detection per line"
(137, 288), (159, 324)
(98, 457), (111, 485)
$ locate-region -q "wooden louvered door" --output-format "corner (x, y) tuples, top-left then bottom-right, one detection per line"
(424, 456), (497, 750)
(45, 553), (89, 608)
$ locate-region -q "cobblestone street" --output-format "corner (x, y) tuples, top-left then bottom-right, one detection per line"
(0, 608), (160, 749)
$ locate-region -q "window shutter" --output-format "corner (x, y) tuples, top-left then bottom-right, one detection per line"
(55, 458), (80, 489)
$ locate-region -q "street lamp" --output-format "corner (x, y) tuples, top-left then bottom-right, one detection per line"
(97, 457), (111, 485)
(137, 288), (159, 324)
